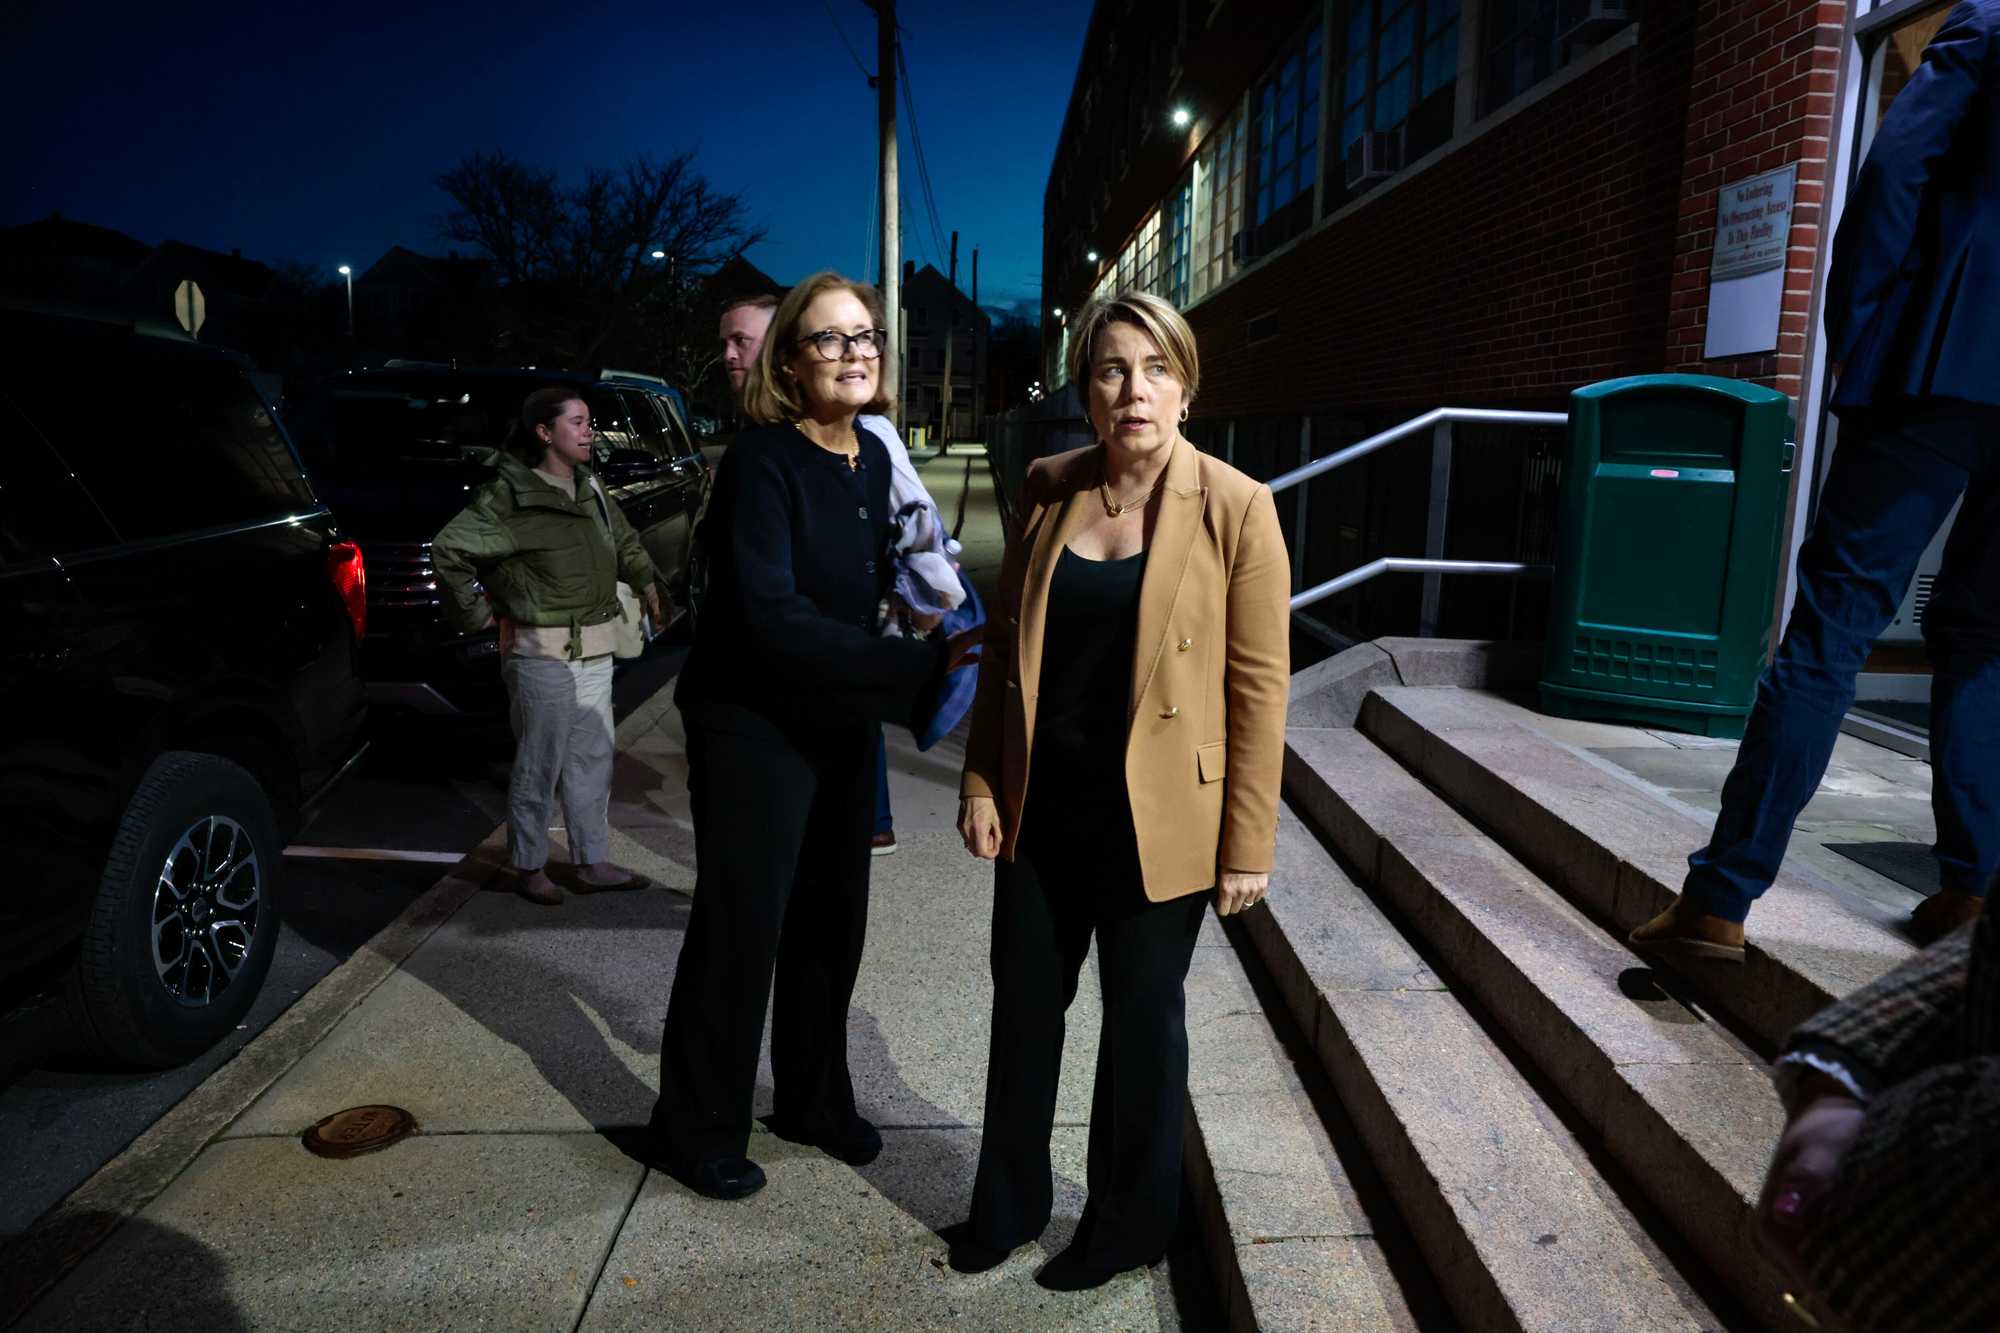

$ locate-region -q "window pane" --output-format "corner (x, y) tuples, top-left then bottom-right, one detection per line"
(1381, 4), (1415, 67)
(1344, 55), (1370, 108)
(1375, 66), (1410, 126)
(1347, 0), (1374, 58)
(44, 353), (316, 541)
(0, 398), (117, 563)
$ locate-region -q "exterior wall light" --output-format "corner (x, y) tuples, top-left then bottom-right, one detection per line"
(1086, 250), (1099, 263)
(1171, 107), (1192, 128)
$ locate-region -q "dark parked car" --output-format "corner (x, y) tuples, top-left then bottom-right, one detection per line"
(297, 365), (708, 716)
(0, 307), (368, 1066)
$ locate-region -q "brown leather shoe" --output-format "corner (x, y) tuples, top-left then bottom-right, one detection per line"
(1910, 890), (1985, 945)
(1628, 897), (1746, 963)
(516, 868), (563, 906)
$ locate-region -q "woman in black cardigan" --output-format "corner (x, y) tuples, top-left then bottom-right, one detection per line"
(649, 272), (978, 1200)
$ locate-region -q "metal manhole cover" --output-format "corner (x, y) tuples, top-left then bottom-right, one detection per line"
(302, 1104), (418, 1159)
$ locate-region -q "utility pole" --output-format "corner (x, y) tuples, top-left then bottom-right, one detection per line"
(874, 0), (900, 429)
(943, 230), (957, 445)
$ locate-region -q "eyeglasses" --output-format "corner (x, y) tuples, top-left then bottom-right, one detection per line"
(797, 328), (888, 361)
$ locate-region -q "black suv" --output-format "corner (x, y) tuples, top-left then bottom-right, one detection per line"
(0, 307), (368, 1066)
(297, 366), (707, 717)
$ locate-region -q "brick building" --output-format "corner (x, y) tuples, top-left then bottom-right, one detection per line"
(1031, 0), (1952, 713)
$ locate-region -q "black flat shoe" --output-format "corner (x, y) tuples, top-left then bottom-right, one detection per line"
(1033, 1243), (1149, 1292)
(676, 1154), (767, 1201)
(937, 1220), (1014, 1274)
(765, 1113), (883, 1166)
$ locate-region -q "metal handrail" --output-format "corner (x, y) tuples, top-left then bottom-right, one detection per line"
(1293, 557), (1552, 612)
(1268, 406), (1566, 494)
(1275, 406), (1568, 625)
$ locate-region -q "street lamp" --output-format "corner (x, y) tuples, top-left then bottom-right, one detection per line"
(337, 264), (353, 337)
(1052, 307), (1064, 319)
(1086, 250), (1099, 264)
(651, 250), (666, 259)
(1170, 107), (1192, 128)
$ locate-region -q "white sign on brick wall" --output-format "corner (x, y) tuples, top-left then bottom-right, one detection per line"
(1710, 164), (1798, 280)
(1705, 162), (1798, 358)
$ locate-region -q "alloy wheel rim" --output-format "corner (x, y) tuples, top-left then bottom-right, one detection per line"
(150, 816), (262, 1007)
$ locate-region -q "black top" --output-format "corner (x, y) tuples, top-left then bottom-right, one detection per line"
(1029, 546), (1147, 818)
(677, 421), (941, 730)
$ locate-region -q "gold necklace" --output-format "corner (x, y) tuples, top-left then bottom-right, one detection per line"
(1099, 468), (1162, 517)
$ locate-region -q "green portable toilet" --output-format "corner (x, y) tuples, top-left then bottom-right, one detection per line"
(1539, 374), (1794, 738)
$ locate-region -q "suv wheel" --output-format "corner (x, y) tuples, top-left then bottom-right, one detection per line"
(67, 752), (283, 1067)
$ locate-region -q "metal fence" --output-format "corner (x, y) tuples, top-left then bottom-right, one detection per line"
(984, 399), (1569, 664)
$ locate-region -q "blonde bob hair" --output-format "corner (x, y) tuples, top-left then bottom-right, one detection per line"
(1064, 289), (1201, 403)
(741, 271), (896, 424)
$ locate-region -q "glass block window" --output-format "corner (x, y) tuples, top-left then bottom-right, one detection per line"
(1248, 23), (1324, 254)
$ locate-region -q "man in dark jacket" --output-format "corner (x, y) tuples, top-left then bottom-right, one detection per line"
(1635, 1), (2000, 960)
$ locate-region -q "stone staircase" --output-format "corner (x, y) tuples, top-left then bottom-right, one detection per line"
(1180, 640), (1924, 1332)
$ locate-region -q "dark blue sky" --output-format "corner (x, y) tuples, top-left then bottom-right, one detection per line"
(5, 1), (1090, 317)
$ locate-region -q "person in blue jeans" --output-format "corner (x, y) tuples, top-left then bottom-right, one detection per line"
(1633, 0), (2000, 962)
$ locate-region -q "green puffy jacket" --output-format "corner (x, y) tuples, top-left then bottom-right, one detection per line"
(432, 455), (660, 656)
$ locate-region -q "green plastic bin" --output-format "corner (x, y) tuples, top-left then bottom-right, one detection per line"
(1539, 374), (1795, 738)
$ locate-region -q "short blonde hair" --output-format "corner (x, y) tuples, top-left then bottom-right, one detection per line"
(1065, 290), (1200, 402)
(741, 271), (896, 424)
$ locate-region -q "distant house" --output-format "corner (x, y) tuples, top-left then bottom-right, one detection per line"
(704, 254), (785, 313)
(901, 262), (988, 441)
(352, 245), (493, 363)
(0, 215), (281, 353)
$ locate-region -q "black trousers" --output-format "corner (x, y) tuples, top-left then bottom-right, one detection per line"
(651, 700), (875, 1164)
(968, 799), (1207, 1268)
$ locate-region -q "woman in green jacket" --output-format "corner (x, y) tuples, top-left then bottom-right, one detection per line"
(433, 387), (665, 905)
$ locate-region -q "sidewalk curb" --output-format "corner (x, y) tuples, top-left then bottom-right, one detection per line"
(1, 676), (686, 1324)
(0, 825), (506, 1327)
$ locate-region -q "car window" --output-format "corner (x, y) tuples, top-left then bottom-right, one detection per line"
(329, 376), (592, 468)
(587, 389), (633, 447)
(331, 388), (513, 467)
(33, 352), (316, 542)
(0, 397), (119, 565)
(620, 390), (676, 459)
(648, 392), (700, 460)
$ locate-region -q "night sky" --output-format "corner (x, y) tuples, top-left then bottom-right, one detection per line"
(5, 0), (1091, 319)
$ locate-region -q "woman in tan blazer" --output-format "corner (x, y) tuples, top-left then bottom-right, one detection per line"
(946, 290), (1291, 1289)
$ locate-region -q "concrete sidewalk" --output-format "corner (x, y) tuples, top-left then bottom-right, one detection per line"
(10, 684), (1198, 1333)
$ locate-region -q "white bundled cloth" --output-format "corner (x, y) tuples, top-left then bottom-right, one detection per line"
(859, 415), (965, 636)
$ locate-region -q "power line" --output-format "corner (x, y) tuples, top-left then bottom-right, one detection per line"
(896, 40), (949, 275)
(822, 0), (874, 82)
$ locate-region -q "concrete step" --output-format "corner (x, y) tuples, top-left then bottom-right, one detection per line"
(1285, 726), (1784, 1328)
(1182, 917), (1445, 1331)
(1354, 685), (1918, 1049)
(1242, 805), (1728, 1332)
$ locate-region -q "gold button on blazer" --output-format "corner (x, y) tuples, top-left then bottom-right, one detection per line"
(960, 437), (1292, 901)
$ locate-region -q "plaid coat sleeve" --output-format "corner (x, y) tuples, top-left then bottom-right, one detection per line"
(1789, 915), (2000, 1333)
(1781, 915), (1987, 1096)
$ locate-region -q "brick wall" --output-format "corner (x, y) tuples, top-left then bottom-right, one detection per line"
(1188, 10), (1699, 420)
(1164, 3), (1852, 423)
(1666, 1), (1847, 402)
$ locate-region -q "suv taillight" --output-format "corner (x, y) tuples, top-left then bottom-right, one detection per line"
(328, 541), (367, 641)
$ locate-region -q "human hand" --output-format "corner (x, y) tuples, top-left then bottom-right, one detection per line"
(958, 796), (1001, 859)
(945, 626), (983, 670)
(497, 616), (516, 657)
(1753, 1075), (1866, 1321)
(642, 585), (664, 625)
(1216, 871), (1268, 916)
(894, 595), (945, 633)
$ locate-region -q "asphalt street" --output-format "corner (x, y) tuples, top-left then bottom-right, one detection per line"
(0, 639), (686, 1241)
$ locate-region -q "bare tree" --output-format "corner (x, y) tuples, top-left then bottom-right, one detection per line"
(438, 150), (765, 372)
